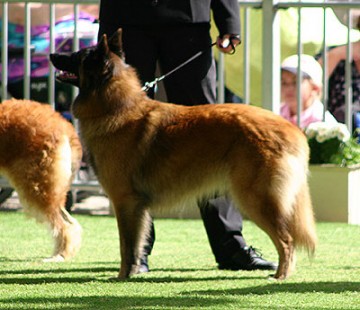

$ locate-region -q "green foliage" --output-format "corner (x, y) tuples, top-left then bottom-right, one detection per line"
(0, 212), (359, 309)
(309, 136), (360, 166)
(331, 137), (360, 166)
(308, 136), (341, 164)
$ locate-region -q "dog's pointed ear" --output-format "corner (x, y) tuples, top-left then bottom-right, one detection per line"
(97, 34), (110, 56)
(108, 28), (124, 58)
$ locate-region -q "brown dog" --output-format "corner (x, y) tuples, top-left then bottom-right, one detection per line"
(50, 29), (317, 280)
(0, 99), (82, 261)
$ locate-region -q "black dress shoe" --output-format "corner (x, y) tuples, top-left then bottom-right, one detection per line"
(138, 255), (149, 273)
(218, 246), (278, 271)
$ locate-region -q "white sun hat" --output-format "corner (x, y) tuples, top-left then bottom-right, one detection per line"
(281, 54), (323, 87)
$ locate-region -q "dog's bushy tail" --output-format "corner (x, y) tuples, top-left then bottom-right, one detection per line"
(276, 152), (317, 256)
(68, 124), (83, 179)
(290, 172), (317, 256)
(44, 208), (82, 262)
(59, 208), (82, 258)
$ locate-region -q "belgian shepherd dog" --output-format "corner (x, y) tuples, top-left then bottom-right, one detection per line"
(0, 99), (82, 261)
(50, 29), (317, 280)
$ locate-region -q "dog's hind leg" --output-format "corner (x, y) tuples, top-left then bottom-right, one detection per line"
(265, 221), (295, 280)
(260, 183), (316, 279)
(112, 199), (152, 279)
(231, 187), (296, 280)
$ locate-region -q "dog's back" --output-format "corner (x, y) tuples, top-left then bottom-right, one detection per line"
(0, 99), (82, 261)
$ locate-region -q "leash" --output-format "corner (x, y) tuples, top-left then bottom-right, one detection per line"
(142, 37), (239, 92)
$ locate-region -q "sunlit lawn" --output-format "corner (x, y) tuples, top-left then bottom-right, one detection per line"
(0, 211), (359, 309)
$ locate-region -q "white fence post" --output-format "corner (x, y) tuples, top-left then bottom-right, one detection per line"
(262, 0), (280, 114)
(1, 1), (8, 100)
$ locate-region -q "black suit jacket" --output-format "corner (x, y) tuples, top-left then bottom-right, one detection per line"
(99, 0), (240, 36)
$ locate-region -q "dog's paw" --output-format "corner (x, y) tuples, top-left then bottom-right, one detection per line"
(42, 255), (65, 263)
(269, 273), (287, 281)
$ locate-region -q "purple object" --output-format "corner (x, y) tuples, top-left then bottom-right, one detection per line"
(0, 13), (98, 82)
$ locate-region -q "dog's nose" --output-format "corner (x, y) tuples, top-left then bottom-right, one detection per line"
(49, 53), (56, 62)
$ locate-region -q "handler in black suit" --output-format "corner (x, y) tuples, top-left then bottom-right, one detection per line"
(98, 0), (277, 272)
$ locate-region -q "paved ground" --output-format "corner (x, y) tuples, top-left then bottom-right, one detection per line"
(0, 190), (200, 219)
(0, 191), (112, 216)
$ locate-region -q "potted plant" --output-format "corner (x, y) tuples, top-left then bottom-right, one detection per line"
(304, 122), (360, 224)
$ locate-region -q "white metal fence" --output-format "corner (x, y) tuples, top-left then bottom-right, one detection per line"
(1, 0), (360, 192)
(258, 0), (360, 130)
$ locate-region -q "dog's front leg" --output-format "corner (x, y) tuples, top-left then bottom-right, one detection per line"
(112, 200), (150, 279)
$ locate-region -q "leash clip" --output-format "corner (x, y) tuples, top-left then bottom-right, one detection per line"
(142, 77), (163, 92)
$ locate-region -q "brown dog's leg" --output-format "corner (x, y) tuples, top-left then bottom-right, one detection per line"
(255, 217), (294, 280)
(269, 230), (294, 280)
(258, 212), (295, 280)
(232, 191), (295, 280)
(254, 184), (315, 279)
(112, 201), (151, 279)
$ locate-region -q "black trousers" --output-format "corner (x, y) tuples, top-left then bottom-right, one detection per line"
(99, 23), (247, 263)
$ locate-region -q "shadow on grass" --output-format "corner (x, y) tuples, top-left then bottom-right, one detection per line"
(0, 273), (264, 285)
(0, 277), (98, 285)
(185, 281), (360, 295)
(113, 275), (266, 283)
(0, 265), (118, 275)
(0, 295), (231, 310)
(1, 262), (358, 293)
(0, 263), (117, 284)
(0, 262), (285, 285)
(0, 282), (359, 310)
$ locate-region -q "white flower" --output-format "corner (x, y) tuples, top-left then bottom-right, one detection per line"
(335, 124), (351, 142)
(305, 127), (316, 139)
(305, 122), (325, 138)
(315, 134), (327, 143)
(305, 122), (351, 143)
(327, 128), (338, 139)
(317, 127), (329, 139)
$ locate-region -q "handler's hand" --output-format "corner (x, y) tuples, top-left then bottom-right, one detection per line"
(216, 34), (241, 54)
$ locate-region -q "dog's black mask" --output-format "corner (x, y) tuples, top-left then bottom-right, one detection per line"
(50, 51), (83, 87)
(50, 29), (124, 90)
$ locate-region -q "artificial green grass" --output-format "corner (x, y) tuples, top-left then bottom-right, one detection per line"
(0, 212), (359, 309)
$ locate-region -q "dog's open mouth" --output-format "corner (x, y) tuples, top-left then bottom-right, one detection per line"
(55, 70), (79, 85)
(50, 53), (80, 87)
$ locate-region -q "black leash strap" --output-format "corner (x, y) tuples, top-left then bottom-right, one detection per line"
(142, 42), (216, 92)
(142, 37), (239, 92)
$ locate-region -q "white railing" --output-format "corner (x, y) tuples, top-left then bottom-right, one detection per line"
(1, 0), (360, 193)
(235, 0), (360, 127)
(263, 0), (360, 128)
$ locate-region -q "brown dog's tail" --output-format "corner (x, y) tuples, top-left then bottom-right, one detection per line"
(273, 152), (317, 257)
(67, 123), (83, 179)
(43, 208), (82, 262)
(291, 178), (317, 256)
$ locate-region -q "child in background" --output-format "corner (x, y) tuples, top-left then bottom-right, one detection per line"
(280, 54), (337, 129)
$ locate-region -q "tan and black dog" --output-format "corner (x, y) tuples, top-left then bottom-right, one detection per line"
(50, 29), (317, 280)
(0, 99), (82, 261)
